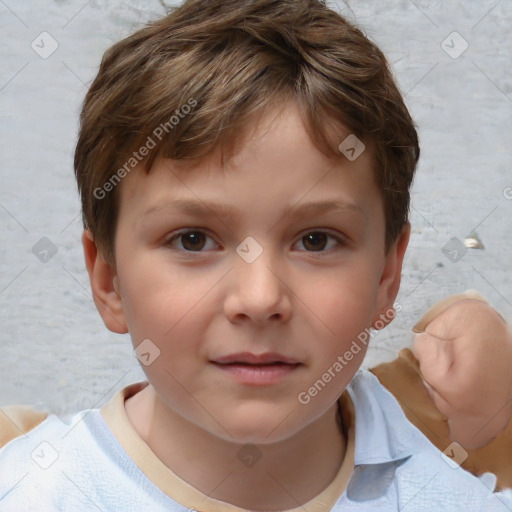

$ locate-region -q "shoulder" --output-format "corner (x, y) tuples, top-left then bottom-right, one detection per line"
(0, 405), (48, 449)
(0, 405), (174, 510)
(341, 370), (512, 510)
(0, 408), (105, 507)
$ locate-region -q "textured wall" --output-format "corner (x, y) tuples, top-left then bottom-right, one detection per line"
(0, 0), (511, 415)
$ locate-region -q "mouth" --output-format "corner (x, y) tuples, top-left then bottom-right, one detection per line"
(211, 361), (300, 386)
(211, 352), (301, 365)
(212, 361), (300, 370)
(217, 362), (293, 366)
(213, 361), (299, 368)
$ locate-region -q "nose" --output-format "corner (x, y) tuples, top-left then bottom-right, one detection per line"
(223, 246), (292, 325)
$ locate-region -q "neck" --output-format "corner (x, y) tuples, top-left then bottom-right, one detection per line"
(125, 385), (347, 511)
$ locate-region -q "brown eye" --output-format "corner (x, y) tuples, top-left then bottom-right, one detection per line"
(295, 231), (344, 254)
(165, 230), (218, 252)
(180, 231), (206, 251)
(302, 232), (328, 251)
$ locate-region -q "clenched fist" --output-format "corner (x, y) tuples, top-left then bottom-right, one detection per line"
(412, 291), (512, 449)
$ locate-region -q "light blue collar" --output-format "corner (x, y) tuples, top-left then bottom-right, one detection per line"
(343, 370), (424, 502)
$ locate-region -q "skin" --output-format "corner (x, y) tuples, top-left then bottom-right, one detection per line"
(413, 300), (512, 450)
(83, 100), (410, 510)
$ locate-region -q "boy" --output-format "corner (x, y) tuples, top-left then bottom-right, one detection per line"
(0, 0), (511, 509)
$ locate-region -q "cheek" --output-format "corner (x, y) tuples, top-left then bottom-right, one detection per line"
(298, 264), (379, 376)
(301, 264), (379, 332)
(118, 254), (219, 352)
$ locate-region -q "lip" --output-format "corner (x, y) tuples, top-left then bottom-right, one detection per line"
(211, 352), (300, 365)
(211, 361), (301, 386)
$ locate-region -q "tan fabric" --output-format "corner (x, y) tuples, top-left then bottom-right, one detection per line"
(0, 405), (49, 449)
(100, 382), (356, 512)
(370, 348), (512, 491)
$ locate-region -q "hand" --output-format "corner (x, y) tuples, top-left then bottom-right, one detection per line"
(412, 297), (512, 449)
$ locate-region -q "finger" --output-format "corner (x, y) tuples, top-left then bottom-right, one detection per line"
(412, 290), (488, 333)
(426, 300), (508, 343)
(412, 331), (454, 383)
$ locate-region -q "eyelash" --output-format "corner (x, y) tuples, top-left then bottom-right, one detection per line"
(163, 229), (346, 256)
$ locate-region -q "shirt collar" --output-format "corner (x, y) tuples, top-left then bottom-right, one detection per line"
(347, 369), (423, 467)
(341, 369), (423, 503)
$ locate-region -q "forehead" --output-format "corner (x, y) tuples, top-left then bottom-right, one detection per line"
(117, 102), (380, 223)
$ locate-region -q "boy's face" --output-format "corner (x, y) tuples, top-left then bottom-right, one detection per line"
(85, 101), (409, 444)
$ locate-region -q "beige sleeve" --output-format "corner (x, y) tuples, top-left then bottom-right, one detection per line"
(0, 405), (49, 449)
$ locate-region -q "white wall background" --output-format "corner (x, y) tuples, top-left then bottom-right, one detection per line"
(0, 0), (511, 416)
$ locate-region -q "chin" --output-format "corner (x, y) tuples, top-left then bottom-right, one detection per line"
(214, 417), (303, 446)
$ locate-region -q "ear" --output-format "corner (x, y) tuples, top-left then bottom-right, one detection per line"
(371, 222), (410, 329)
(82, 230), (128, 334)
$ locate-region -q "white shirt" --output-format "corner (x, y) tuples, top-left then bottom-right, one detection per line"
(1, 369), (511, 511)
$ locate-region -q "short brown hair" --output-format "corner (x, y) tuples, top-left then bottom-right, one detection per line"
(74, 0), (419, 266)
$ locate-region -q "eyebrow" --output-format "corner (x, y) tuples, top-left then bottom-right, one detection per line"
(143, 198), (366, 222)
